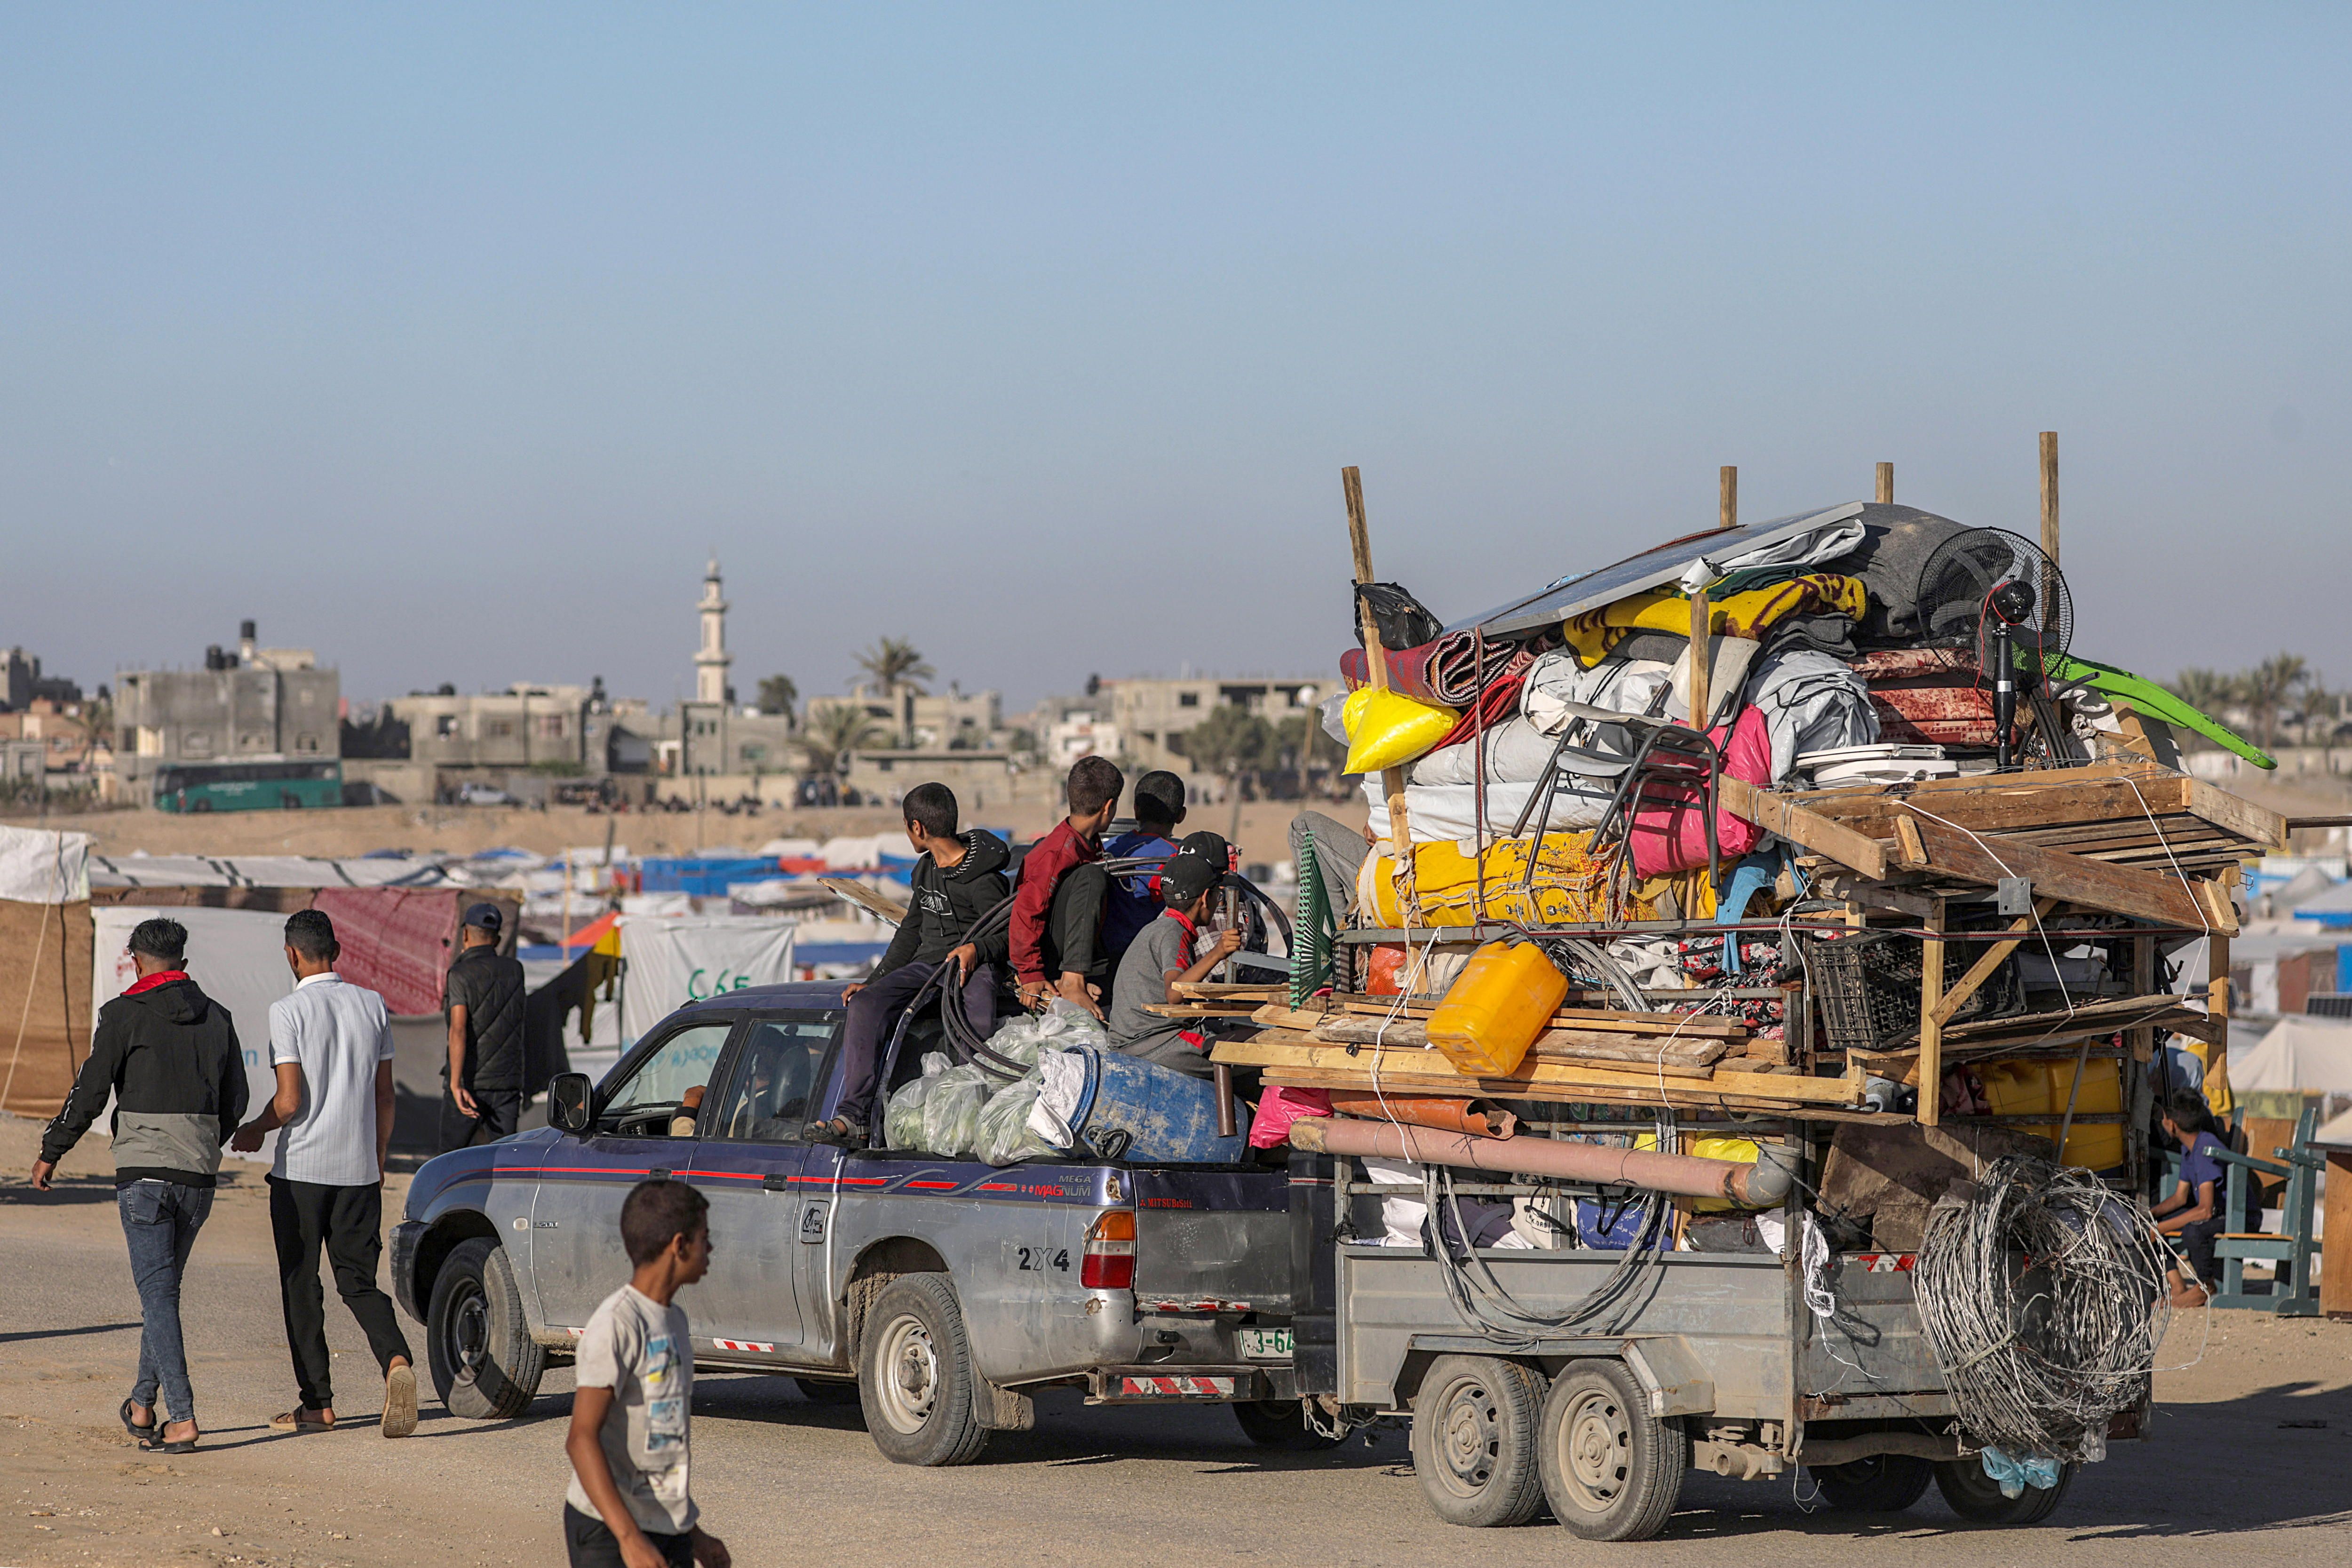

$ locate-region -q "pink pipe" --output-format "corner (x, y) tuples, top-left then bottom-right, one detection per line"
(1288, 1115), (1792, 1207)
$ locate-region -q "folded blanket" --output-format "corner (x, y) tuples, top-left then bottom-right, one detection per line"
(1340, 638), (1537, 707)
(1562, 574), (1868, 668)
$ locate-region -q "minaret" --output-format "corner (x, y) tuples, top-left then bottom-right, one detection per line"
(695, 555), (731, 704)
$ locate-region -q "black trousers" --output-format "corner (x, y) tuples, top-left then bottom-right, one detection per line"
(267, 1177), (413, 1411)
(836, 960), (998, 1130)
(1043, 862), (1110, 982)
(439, 1082), (523, 1152)
(564, 1505), (694, 1568)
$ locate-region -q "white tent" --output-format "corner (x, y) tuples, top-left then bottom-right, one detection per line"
(615, 915), (797, 1043)
(89, 854), (445, 889)
(89, 905), (299, 1164)
(2233, 1017), (2352, 1095)
(0, 825), (91, 902)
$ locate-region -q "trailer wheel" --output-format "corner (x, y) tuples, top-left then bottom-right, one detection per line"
(1932, 1457), (2073, 1525)
(1536, 1359), (1685, 1542)
(1232, 1399), (1343, 1451)
(1409, 1355), (1546, 1528)
(426, 1237), (545, 1420)
(857, 1275), (991, 1466)
(1808, 1454), (1933, 1512)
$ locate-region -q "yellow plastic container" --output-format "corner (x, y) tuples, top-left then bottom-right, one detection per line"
(1976, 1058), (2124, 1170)
(1425, 939), (1569, 1078)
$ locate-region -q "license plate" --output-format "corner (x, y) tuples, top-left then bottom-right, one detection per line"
(1239, 1327), (1293, 1361)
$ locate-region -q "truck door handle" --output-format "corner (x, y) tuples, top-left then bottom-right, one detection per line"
(648, 1168), (672, 1180)
(763, 1174), (792, 1192)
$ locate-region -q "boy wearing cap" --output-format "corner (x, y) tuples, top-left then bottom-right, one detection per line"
(1104, 832), (1245, 1077)
(443, 901), (528, 1150)
(1098, 770), (1187, 965)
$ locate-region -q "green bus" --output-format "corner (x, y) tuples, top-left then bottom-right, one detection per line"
(153, 758), (344, 813)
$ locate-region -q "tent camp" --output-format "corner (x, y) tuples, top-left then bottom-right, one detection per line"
(2234, 1017), (2352, 1096)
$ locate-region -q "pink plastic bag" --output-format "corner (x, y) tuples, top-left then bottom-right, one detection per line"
(1627, 705), (1771, 879)
(1247, 1084), (1333, 1149)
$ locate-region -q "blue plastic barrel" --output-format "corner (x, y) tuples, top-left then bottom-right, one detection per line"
(1057, 1048), (1248, 1164)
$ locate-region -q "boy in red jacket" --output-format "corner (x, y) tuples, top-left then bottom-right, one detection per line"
(1009, 756), (1124, 1018)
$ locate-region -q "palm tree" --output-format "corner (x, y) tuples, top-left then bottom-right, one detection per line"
(2166, 668), (2239, 721)
(755, 674), (798, 719)
(2241, 653), (2310, 749)
(855, 637), (935, 694)
(796, 702), (882, 777)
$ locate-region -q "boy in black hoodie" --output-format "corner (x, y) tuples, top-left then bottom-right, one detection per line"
(810, 782), (1010, 1145)
(33, 917), (247, 1454)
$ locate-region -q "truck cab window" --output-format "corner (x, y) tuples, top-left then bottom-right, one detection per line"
(708, 1018), (838, 1142)
(598, 1021), (734, 1137)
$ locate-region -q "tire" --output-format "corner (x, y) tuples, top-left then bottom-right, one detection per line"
(1933, 1457), (2074, 1526)
(1536, 1359), (1685, 1542)
(856, 1275), (992, 1466)
(1232, 1399), (1343, 1451)
(795, 1377), (864, 1407)
(1808, 1453), (1933, 1513)
(1409, 1355), (1546, 1528)
(427, 1237), (545, 1420)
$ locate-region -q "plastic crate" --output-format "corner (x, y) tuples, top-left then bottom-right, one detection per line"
(1803, 930), (2024, 1053)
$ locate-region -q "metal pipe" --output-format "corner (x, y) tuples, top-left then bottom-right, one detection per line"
(1287, 1117), (1799, 1207)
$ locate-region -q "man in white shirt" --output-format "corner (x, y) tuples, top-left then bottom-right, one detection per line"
(230, 909), (417, 1439)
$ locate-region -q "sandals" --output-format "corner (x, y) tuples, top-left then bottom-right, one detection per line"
(152, 1424), (200, 1455)
(270, 1408), (336, 1433)
(119, 1398), (157, 1449)
(803, 1117), (859, 1147)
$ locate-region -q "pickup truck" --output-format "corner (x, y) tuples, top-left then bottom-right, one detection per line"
(390, 981), (1314, 1465)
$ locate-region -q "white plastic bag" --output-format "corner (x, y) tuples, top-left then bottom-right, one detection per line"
(921, 1062), (991, 1156)
(977, 1071), (1060, 1166)
(885, 1052), (951, 1150)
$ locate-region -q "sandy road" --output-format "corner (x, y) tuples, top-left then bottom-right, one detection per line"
(2, 1114), (2348, 1568)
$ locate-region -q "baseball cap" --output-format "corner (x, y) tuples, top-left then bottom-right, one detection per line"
(462, 902), (503, 933)
(1161, 831), (1229, 909)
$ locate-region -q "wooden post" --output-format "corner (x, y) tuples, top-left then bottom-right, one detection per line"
(2039, 431), (2060, 566)
(1344, 467), (1414, 876)
(2324, 1147), (2352, 1318)
(2205, 931), (2233, 1115)
(1875, 462), (1894, 504)
(1687, 588), (1711, 729)
(1719, 466), (1737, 531)
(1919, 899), (1947, 1127)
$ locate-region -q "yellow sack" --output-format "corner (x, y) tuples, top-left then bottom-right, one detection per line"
(1359, 832), (1720, 927)
(1342, 686), (1459, 775)
(1563, 573), (1869, 668)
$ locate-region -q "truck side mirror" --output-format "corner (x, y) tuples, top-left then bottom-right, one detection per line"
(548, 1073), (594, 1135)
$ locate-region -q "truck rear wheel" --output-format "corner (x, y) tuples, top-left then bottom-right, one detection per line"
(427, 1237), (545, 1420)
(1808, 1453), (1933, 1512)
(1536, 1359), (1685, 1542)
(1410, 1355), (1546, 1528)
(1933, 1457), (2073, 1525)
(1232, 1399), (1343, 1451)
(857, 1274), (991, 1466)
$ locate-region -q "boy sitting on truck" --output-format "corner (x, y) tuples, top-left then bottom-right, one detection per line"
(809, 782), (1011, 1146)
(1105, 831), (1244, 1077)
(1098, 770), (1187, 964)
(1009, 756), (1124, 1019)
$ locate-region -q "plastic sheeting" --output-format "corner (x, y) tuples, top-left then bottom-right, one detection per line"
(615, 915), (798, 1042)
(87, 854), (443, 890)
(310, 887), (482, 1018)
(0, 825), (90, 903)
(2234, 1018), (2352, 1094)
(1742, 647), (1881, 784)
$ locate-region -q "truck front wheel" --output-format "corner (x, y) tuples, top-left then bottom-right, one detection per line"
(426, 1237), (545, 1420)
(1933, 1457), (2073, 1525)
(858, 1274), (992, 1466)
(1410, 1355), (1546, 1528)
(1536, 1359), (1685, 1542)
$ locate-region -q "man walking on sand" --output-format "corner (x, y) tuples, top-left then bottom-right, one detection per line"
(32, 917), (247, 1456)
(230, 908), (418, 1438)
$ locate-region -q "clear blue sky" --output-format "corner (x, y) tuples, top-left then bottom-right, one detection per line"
(5, 5), (2347, 710)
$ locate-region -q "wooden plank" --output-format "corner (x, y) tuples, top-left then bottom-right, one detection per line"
(1920, 899), (1946, 1128)
(1802, 774), (2194, 839)
(1719, 777), (1888, 879)
(1899, 816), (2227, 932)
(1344, 466), (1415, 873)
(1260, 1066), (1887, 1119)
(1311, 1000), (1751, 1038)
(1212, 1037), (1865, 1104)
(1299, 1013), (1725, 1072)
(2180, 777), (2288, 852)
(1927, 898), (2056, 1028)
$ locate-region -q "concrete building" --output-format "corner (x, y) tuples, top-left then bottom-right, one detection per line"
(1, 648), (82, 711)
(383, 682), (644, 774)
(825, 680), (1004, 750)
(114, 621), (339, 786)
(1090, 674), (1331, 774)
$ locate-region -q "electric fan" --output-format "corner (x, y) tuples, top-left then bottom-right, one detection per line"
(1912, 529), (2075, 768)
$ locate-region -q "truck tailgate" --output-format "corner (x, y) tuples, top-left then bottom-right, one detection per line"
(1129, 1168), (1293, 1315)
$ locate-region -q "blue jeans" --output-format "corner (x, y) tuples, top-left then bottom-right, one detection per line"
(118, 1181), (213, 1424)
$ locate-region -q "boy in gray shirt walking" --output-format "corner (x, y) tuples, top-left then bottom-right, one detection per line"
(564, 1180), (730, 1568)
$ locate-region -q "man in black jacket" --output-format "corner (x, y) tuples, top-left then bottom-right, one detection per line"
(808, 782), (1010, 1144)
(33, 917), (247, 1453)
(441, 902), (527, 1150)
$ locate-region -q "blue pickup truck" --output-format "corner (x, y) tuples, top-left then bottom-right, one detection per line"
(390, 981), (1315, 1465)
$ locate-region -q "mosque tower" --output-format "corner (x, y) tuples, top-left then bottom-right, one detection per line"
(694, 554), (731, 705)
